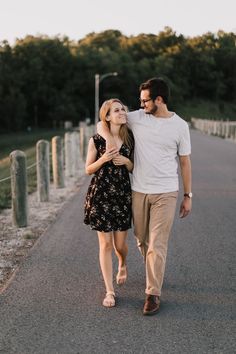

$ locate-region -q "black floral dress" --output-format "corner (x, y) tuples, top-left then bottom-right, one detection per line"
(84, 134), (133, 232)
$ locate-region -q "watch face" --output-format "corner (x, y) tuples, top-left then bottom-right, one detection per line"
(184, 192), (193, 198)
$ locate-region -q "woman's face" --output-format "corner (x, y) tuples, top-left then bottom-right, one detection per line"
(106, 102), (127, 125)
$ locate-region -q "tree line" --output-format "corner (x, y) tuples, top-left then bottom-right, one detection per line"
(0, 27), (235, 132)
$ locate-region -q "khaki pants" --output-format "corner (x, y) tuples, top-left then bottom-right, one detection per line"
(132, 191), (178, 296)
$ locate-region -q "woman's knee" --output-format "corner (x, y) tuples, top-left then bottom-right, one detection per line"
(115, 244), (127, 254)
(100, 240), (113, 252)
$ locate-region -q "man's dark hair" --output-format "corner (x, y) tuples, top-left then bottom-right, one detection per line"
(139, 77), (170, 104)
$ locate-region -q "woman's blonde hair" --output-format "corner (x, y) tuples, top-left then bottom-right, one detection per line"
(99, 98), (133, 149)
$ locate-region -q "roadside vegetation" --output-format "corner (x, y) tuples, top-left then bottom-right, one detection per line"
(0, 27), (235, 134)
(178, 100), (236, 121)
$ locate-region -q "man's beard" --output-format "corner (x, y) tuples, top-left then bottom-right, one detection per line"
(145, 104), (158, 115)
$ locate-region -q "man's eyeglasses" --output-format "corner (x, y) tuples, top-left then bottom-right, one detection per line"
(139, 98), (152, 105)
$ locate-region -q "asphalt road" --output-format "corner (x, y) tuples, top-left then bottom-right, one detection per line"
(0, 129), (235, 354)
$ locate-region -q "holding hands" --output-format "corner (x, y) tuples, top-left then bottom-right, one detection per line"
(101, 147), (119, 163)
(101, 146), (133, 172)
(101, 148), (128, 166)
(112, 154), (129, 166)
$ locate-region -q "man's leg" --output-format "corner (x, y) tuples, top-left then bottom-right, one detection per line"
(146, 192), (178, 296)
(132, 191), (150, 260)
(143, 192), (178, 315)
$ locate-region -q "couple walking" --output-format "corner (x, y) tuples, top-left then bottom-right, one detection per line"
(84, 77), (192, 315)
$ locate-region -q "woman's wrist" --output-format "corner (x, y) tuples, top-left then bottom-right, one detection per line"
(125, 158), (133, 171)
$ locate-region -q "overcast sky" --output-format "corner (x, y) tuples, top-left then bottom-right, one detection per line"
(1, 0), (235, 44)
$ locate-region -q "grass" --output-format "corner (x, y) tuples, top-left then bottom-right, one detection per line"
(0, 128), (66, 160)
(23, 230), (36, 239)
(176, 99), (236, 122)
(0, 129), (65, 209)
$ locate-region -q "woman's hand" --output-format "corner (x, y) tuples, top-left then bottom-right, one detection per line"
(101, 147), (119, 163)
(113, 154), (133, 172)
(112, 154), (128, 166)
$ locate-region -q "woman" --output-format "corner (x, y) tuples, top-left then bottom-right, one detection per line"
(84, 98), (134, 308)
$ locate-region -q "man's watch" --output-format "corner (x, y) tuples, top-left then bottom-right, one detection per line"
(184, 192), (193, 198)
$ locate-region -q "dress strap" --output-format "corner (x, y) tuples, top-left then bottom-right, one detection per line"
(93, 134), (106, 151)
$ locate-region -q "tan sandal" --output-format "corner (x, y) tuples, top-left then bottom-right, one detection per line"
(102, 292), (116, 308)
(116, 265), (127, 285)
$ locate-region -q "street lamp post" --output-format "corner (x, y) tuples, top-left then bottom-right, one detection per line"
(94, 72), (118, 125)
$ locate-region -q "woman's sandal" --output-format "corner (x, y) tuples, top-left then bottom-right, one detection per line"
(116, 265), (127, 285)
(102, 292), (116, 308)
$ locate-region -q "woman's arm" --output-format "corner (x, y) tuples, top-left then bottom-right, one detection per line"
(85, 138), (118, 175)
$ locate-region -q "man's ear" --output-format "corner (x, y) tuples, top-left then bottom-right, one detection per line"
(156, 96), (163, 104)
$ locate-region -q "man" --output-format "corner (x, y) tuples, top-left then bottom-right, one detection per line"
(97, 77), (192, 315)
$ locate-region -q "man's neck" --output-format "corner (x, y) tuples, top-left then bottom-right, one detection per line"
(153, 106), (173, 118)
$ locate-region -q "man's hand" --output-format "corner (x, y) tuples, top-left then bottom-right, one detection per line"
(179, 197), (192, 218)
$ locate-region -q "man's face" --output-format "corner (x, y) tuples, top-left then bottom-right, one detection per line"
(140, 89), (158, 115)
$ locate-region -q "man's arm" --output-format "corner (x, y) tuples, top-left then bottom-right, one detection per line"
(179, 155), (192, 218)
(97, 121), (116, 150)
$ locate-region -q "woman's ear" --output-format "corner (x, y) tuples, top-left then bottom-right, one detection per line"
(105, 115), (111, 122)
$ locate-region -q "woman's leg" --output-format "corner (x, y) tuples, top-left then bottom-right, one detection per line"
(97, 231), (115, 306)
(113, 230), (128, 284)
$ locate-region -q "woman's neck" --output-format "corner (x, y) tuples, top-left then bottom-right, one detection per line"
(110, 125), (120, 138)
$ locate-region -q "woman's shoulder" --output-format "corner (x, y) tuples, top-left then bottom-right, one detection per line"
(92, 133), (106, 148)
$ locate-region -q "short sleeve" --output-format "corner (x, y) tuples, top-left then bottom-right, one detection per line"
(127, 110), (142, 129)
(178, 123), (191, 156)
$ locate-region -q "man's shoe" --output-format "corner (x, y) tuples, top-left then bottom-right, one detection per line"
(143, 295), (160, 315)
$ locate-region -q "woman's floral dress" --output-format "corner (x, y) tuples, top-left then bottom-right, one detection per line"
(84, 134), (133, 232)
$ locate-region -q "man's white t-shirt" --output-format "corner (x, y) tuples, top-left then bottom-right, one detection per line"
(127, 109), (191, 194)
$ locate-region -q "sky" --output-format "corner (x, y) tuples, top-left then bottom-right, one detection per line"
(1, 0), (235, 44)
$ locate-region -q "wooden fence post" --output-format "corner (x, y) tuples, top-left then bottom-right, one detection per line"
(36, 140), (50, 202)
(191, 118), (236, 144)
(52, 136), (65, 188)
(79, 123), (86, 161)
(72, 131), (83, 176)
(10, 150), (28, 227)
(83, 124), (95, 160)
(65, 132), (74, 177)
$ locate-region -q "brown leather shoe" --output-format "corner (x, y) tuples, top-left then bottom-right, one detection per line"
(143, 295), (160, 315)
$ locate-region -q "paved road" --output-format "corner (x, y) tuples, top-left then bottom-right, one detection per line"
(0, 130), (235, 354)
